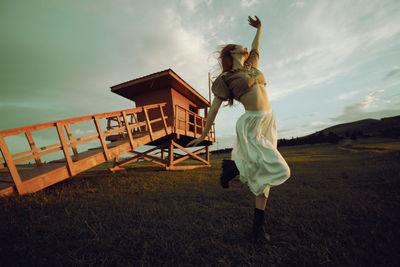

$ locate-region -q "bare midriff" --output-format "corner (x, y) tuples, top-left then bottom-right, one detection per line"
(238, 83), (271, 111)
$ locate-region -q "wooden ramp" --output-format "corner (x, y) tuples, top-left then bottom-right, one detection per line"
(0, 103), (215, 197)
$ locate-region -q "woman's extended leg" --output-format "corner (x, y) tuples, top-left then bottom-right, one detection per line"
(253, 186), (271, 243)
(255, 194), (268, 210)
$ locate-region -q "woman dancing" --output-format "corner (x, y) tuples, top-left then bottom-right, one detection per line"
(188, 16), (290, 243)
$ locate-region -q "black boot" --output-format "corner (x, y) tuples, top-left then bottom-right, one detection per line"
(220, 159), (239, 188)
(252, 208), (271, 243)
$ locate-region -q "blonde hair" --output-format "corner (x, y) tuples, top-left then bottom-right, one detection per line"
(218, 44), (237, 106)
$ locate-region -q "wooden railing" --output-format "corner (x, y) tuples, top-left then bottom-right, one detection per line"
(0, 103), (168, 194)
(174, 104), (215, 140)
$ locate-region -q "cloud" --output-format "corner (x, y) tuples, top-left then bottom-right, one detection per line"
(331, 90), (400, 122)
(264, 0), (400, 101)
(140, 7), (211, 94)
(180, 0), (212, 12)
(384, 65), (400, 80)
(332, 90), (362, 102)
(241, 0), (257, 7)
(290, 1), (304, 8)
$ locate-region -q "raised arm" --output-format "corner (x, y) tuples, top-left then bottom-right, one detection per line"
(187, 96), (223, 147)
(248, 16), (262, 51)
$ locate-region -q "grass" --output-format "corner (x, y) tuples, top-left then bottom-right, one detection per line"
(1, 139), (400, 266)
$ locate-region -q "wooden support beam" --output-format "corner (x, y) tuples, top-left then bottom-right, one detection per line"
(122, 111), (135, 149)
(169, 141), (174, 168)
(116, 115), (126, 138)
(132, 113), (142, 132)
(185, 109), (187, 136)
(159, 104), (169, 135)
(25, 131), (42, 167)
(143, 107), (154, 141)
(166, 165), (210, 171)
(0, 135), (24, 194)
(206, 145), (210, 163)
(128, 151), (167, 167)
(172, 140), (209, 165)
(64, 124), (79, 158)
(56, 122), (75, 176)
(93, 116), (111, 161)
(172, 147), (206, 165)
(109, 156), (126, 172)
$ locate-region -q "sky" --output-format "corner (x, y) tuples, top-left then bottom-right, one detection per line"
(1, 0), (400, 154)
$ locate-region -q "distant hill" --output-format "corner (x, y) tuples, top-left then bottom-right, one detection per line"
(319, 115), (400, 138)
(278, 115), (400, 147)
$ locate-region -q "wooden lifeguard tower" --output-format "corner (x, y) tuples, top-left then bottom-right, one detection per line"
(107, 68), (215, 171)
(0, 69), (215, 196)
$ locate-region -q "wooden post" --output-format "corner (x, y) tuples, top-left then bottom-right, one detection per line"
(122, 111), (135, 149)
(168, 141), (174, 168)
(25, 131), (42, 167)
(93, 116), (111, 161)
(0, 135), (24, 194)
(132, 113), (141, 132)
(172, 140), (209, 165)
(174, 105), (177, 133)
(116, 115), (126, 138)
(184, 109), (187, 136)
(56, 122), (75, 176)
(159, 104), (169, 135)
(206, 145), (210, 163)
(143, 107), (154, 141)
(64, 124), (79, 158)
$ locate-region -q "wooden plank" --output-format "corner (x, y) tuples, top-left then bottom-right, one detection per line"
(166, 165), (211, 171)
(132, 113), (142, 132)
(122, 111), (135, 149)
(68, 135), (99, 148)
(0, 105), (155, 137)
(116, 143), (168, 168)
(143, 107), (154, 141)
(128, 151), (167, 166)
(159, 105), (169, 135)
(206, 145), (210, 163)
(173, 147), (206, 165)
(64, 124), (79, 157)
(185, 109), (187, 136)
(10, 149), (34, 159)
(56, 122), (75, 176)
(116, 115), (126, 138)
(172, 141), (209, 165)
(38, 142), (61, 151)
(14, 147), (62, 164)
(0, 135), (24, 194)
(174, 105), (177, 133)
(21, 165), (70, 194)
(25, 131), (42, 166)
(93, 116), (111, 161)
(127, 152), (167, 167)
(0, 186), (16, 197)
(168, 140), (174, 168)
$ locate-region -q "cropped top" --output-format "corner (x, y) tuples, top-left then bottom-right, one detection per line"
(212, 49), (267, 101)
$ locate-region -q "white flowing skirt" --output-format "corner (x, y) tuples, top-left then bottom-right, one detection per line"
(231, 110), (290, 197)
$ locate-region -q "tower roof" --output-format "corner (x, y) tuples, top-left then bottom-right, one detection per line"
(110, 69), (210, 108)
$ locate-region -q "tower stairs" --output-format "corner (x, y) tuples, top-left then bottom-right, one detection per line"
(0, 103), (215, 197)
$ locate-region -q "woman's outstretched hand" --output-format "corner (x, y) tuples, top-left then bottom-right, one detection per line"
(248, 15), (262, 28)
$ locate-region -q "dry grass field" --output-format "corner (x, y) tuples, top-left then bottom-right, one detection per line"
(1, 138), (399, 266)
